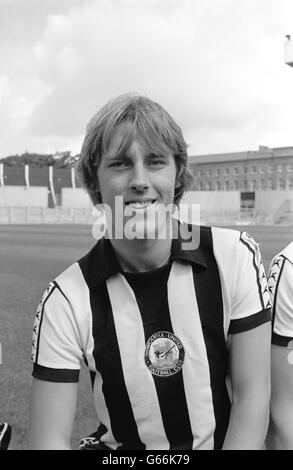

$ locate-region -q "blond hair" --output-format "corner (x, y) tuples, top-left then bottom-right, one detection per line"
(77, 92), (193, 205)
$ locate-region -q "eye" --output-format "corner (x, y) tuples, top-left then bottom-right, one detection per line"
(109, 161), (128, 168)
(148, 159), (166, 167)
(148, 154), (167, 164)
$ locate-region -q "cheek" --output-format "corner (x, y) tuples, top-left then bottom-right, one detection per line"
(98, 168), (117, 189)
(156, 173), (177, 200)
(165, 165), (177, 189)
(99, 175), (130, 205)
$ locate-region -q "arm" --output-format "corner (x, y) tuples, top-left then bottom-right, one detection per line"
(266, 345), (293, 449)
(28, 378), (78, 450)
(222, 322), (271, 450)
(265, 250), (293, 449)
(29, 281), (83, 449)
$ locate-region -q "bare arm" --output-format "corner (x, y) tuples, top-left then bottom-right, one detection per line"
(266, 345), (293, 449)
(28, 378), (78, 450)
(222, 322), (271, 450)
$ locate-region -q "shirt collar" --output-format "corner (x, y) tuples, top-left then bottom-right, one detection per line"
(281, 241), (293, 264)
(79, 221), (207, 288)
(170, 222), (207, 268)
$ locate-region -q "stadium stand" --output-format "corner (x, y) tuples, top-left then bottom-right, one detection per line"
(0, 164), (292, 225)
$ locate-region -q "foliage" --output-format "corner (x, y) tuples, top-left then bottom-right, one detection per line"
(0, 152), (80, 168)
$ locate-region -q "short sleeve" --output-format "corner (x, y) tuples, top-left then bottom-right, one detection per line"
(31, 281), (83, 382)
(228, 231), (272, 334)
(268, 255), (293, 348)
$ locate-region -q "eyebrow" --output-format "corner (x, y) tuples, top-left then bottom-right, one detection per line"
(107, 152), (169, 161)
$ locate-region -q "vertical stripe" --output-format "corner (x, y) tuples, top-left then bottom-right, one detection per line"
(89, 282), (146, 449)
(138, 298), (194, 450)
(239, 235), (265, 310)
(124, 268), (194, 450)
(92, 371), (120, 449)
(204, 227), (233, 448)
(56, 264), (97, 372)
(55, 264), (118, 450)
(107, 274), (169, 450)
(271, 258), (285, 329)
(168, 261), (215, 450)
(34, 285), (56, 364)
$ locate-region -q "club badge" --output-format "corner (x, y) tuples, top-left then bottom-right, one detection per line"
(144, 331), (185, 377)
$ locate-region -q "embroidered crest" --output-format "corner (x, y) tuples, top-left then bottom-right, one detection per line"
(144, 331), (185, 377)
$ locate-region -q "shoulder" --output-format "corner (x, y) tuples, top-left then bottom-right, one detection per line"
(269, 242), (293, 286)
(55, 262), (87, 298)
(177, 222), (262, 261)
(270, 243), (293, 343)
(281, 241), (293, 261)
(181, 223), (260, 263)
(198, 224), (256, 257)
(269, 243), (293, 296)
(182, 223), (241, 245)
(35, 262), (89, 320)
(52, 243), (100, 303)
(206, 225), (241, 244)
(198, 226), (268, 300)
(274, 241), (293, 266)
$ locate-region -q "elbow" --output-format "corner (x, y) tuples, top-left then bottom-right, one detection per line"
(232, 381), (271, 423)
(28, 440), (71, 450)
(268, 398), (293, 449)
(233, 379), (271, 409)
(28, 430), (71, 450)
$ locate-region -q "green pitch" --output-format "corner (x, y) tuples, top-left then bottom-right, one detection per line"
(0, 224), (292, 449)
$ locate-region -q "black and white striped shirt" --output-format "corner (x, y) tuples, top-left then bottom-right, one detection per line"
(268, 242), (293, 347)
(32, 224), (271, 450)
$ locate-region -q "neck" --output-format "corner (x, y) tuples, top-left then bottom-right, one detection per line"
(109, 236), (172, 273)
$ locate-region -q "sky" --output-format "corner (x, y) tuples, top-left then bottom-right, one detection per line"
(1, 0), (293, 158)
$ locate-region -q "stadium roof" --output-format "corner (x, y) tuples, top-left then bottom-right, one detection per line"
(188, 146), (293, 165)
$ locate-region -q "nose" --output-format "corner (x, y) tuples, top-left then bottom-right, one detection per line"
(129, 163), (150, 191)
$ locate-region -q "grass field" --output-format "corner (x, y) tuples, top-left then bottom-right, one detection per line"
(0, 223), (292, 450)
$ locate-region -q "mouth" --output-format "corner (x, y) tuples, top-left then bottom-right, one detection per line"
(124, 199), (158, 210)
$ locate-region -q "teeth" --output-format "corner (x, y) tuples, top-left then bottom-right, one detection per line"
(127, 201), (156, 209)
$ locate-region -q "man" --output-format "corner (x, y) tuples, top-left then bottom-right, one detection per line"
(266, 242), (293, 449)
(29, 93), (271, 450)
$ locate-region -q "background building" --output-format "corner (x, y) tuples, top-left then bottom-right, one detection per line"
(189, 145), (293, 192)
(1, 145), (293, 225)
(188, 145), (293, 218)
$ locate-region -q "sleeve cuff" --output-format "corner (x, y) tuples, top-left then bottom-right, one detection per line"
(229, 308), (271, 334)
(272, 332), (293, 348)
(32, 364), (80, 383)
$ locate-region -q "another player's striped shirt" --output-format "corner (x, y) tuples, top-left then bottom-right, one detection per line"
(268, 241), (293, 347)
(31, 224), (271, 450)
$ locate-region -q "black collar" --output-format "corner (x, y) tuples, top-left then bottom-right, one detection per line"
(79, 221), (207, 288)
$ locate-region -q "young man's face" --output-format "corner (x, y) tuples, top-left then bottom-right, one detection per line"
(96, 126), (178, 239)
